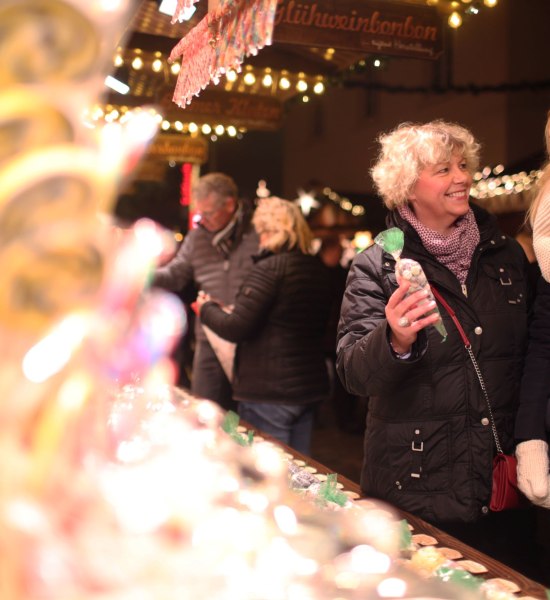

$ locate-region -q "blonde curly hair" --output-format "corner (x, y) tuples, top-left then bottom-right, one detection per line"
(371, 120), (481, 210)
(252, 197), (313, 254)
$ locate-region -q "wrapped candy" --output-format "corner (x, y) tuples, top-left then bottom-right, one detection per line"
(287, 461), (319, 489)
(375, 227), (447, 341)
(221, 410), (254, 446)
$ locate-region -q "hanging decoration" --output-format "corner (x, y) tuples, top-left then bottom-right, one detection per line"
(169, 0), (278, 107)
(171, 0), (201, 24)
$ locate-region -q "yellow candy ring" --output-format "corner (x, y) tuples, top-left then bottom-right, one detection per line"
(0, 88), (74, 167)
(0, 145), (110, 244)
(0, 230), (104, 333)
(0, 146), (111, 332)
(0, 0), (100, 86)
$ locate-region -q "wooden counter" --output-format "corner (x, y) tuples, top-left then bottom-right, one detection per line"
(247, 425), (548, 599)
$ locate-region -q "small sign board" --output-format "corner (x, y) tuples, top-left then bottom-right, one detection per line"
(161, 89), (284, 131)
(147, 134), (208, 164)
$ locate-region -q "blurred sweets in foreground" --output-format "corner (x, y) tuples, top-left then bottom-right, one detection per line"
(0, 1), (182, 597)
(0, 2), (512, 600)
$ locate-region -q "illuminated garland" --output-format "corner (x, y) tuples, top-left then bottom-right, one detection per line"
(111, 47), (326, 100)
(470, 164), (542, 214)
(471, 166), (542, 199)
(427, 0), (500, 29)
(84, 104), (247, 141)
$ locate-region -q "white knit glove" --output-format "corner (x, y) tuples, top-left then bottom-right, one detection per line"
(516, 440), (550, 508)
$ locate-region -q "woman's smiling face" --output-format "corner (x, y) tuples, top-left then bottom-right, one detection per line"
(408, 151), (473, 234)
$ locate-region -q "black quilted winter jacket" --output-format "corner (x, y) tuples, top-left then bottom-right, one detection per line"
(336, 205), (529, 525)
(515, 275), (550, 442)
(200, 248), (332, 405)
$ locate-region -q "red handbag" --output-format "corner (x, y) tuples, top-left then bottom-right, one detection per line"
(490, 452), (522, 511)
(431, 287), (522, 512)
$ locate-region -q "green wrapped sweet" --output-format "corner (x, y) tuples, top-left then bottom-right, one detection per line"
(221, 410), (254, 446)
(375, 227), (447, 341)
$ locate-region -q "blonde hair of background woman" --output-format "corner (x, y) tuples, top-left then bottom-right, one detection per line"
(371, 120), (481, 210)
(527, 110), (550, 282)
(252, 197), (314, 254)
(526, 110), (550, 226)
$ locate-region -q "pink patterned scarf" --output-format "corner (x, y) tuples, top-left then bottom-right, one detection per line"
(398, 205), (480, 284)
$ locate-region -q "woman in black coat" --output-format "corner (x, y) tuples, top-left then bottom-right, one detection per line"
(336, 120), (538, 575)
(197, 197), (331, 455)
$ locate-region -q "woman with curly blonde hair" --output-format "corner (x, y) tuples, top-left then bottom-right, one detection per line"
(337, 120), (535, 571)
(196, 197), (331, 454)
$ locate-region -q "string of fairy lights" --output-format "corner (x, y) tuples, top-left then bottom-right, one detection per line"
(426, 0), (499, 29)
(471, 164), (542, 200)
(109, 47), (327, 101)
(83, 103), (248, 142)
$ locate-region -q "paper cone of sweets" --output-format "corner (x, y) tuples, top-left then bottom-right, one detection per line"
(375, 228), (447, 341)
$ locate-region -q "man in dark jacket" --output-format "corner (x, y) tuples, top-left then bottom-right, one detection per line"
(153, 172), (259, 410)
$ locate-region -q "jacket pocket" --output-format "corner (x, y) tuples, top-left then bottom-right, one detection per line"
(387, 420), (451, 493)
(480, 262), (527, 308)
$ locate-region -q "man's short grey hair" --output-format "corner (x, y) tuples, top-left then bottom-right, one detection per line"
(193, 172), (238, 207)
(370, 120), (481, 210)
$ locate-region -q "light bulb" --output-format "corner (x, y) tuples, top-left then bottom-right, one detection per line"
(131, 56), (143, 70)
(313, 81), (325, 94)
(483, 0), (497, 6)
(448, 11), (463, 27)
(279, 76), (290, 90)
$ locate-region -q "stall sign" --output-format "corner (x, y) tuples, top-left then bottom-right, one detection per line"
(161, 89), (284, 131)
(273, 0), (444, 60)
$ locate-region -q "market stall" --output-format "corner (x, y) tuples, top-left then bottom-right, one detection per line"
(1, 1), (548, 598)
(247, 422), (549, 599)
